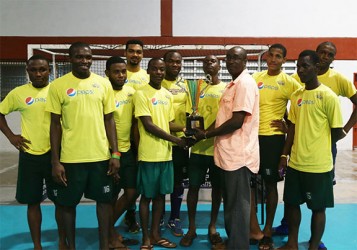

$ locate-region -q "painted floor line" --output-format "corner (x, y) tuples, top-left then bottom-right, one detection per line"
(0, 164), (18, 174)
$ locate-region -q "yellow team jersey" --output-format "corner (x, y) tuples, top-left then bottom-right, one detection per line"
(126, 69), (149, 90)
(113, 85), (135, 152)
(133, 84), (175, 162)
(191, 80), (226, 156)
(291, 68), (356, 98)
(253, 71), (301, 135)
(0, 83), (50, 155)
(162, 77), (192, 138)
(46, 72), (115, 163)
(288, 84), (343, 173)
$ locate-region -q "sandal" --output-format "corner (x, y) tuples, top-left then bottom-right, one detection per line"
(209, 232), (223, 245)
(258, 236), (274, 250)
(140, 245), (153, 250)
(152, 238), (177, 248)
(179, 233), (197, 247)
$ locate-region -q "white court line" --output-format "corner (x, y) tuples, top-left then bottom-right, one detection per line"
(0, 164), (18, 174)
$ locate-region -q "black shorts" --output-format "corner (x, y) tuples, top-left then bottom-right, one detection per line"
(188, 153), (222, 188)
(112, 149), (138, 197)
(16, 151), (54, 204)
(283, 167), (334, 210)
(52, 160), (113, 206)
(172, 146), (189, 185)
(258, 135), (285, 183)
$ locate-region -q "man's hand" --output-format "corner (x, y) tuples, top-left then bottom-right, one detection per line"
(9, 134), (31, 151)
(270, 120), (288, 134)
(174, 137), (188, 149)
(107, 158), (120, 180)
(193, 128), (207, 142)
(278, 156), (288, 178)
(184, 137), (197, 148)
(52, 163), (67, 186)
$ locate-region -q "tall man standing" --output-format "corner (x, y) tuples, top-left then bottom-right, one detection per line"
(46, 42), (119, 250)
(105, 56), (139, 248)
(194, 47), (260, 250)
(0, 55), (66, 250)
(133, 58), (187, 249)
(250, 43), (300, 250)
(123, 39), (149, 233)
(162, 50), (192, 236)
(180, 55), (226, 248)
(277, 50), (344, 250)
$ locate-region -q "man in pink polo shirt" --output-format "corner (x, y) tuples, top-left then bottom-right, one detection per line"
(194, 46), (260, 250)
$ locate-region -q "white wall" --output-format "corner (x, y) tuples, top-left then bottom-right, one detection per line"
(1, 0), (357, 37)
(173, 0), (357, 37)
(0, 0), (161, 36)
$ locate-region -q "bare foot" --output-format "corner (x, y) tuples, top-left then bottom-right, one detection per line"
(109, 236), (128, 249)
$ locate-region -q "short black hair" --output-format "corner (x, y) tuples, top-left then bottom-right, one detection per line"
(106, 56), (126, 70)
(316, 41), (337, 54)
(69, 42), (91, 58)
(125, 39), (144, 50)
(298, 50), (320, 65)
(27, 54), (50, 66)
(163, 50), (181, 61)
(269, 43), (287, 57)
(147, 57), (164, 69)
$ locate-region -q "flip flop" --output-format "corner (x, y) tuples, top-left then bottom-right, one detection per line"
(258, 236), (274, 250)
(153, 238), (177, 248)
(140, 244), (153, 250)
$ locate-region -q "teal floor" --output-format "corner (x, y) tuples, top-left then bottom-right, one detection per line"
(1, 203), (356, 249)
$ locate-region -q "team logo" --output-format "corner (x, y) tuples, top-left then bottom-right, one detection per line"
(297, 98), (303, 106)
(66, 88), (77, 97)
(257, 82), (264, 89)
(115, 100), (120, 108)
(25, 97), (34, 105)
(151, 98), (158, 105)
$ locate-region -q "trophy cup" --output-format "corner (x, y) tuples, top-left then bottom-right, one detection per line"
(185, 107), (204, 136)
(185, 77), (210, 136)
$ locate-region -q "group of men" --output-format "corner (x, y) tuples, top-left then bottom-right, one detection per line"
(0, 39), (356, 250)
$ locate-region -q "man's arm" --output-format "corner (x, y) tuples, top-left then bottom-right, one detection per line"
(278, 123), (295, 177)
(50, 113), (67, 186)
(195, 111), (246, 140)
(168, 120), (185, 133)
(343, 93), (357, 134)
(331, 128), (345, 144)
(131, 117), (140, 153)
(104, 112), (120, 176)
(139, 116), (186, 148)
(0, 113), (30, 150)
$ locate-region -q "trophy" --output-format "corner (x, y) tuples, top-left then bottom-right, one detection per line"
(185, 108), (204, 136)
(185, 76), (211, 136)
